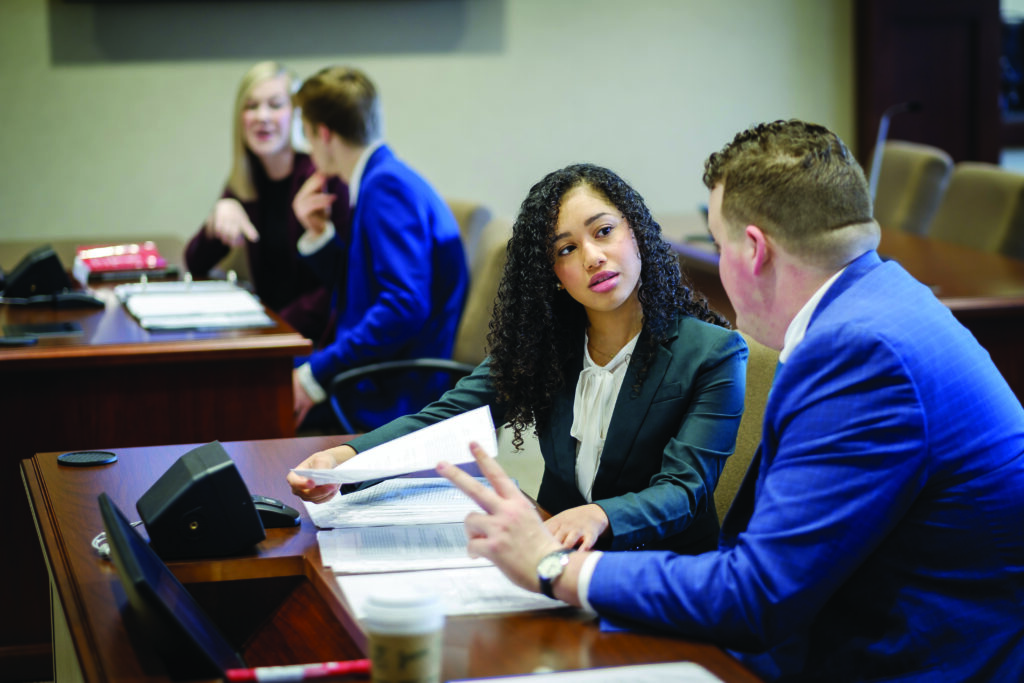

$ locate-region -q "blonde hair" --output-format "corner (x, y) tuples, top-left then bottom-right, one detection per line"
(226, 61), (295, 201)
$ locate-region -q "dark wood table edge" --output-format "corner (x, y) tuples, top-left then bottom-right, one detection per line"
(22, 457), (108, 682)
(22, 439), (763, 683)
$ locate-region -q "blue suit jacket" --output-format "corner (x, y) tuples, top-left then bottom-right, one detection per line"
(348, 315), (748, 554)
(301, 145), (468, 406)
(588, 251), (1024, 681)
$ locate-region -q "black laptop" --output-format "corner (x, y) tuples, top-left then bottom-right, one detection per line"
(98, 492), (246, 679)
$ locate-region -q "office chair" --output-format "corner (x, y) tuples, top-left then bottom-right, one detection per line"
(927, 162), (1024, 260)
(871, 141), (953, 236)
(714, 332), (778, 523)
(445, 198), (493, 272)
(329, 214), (512, 433)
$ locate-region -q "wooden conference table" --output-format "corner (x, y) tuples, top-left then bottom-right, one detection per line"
(1, 282), (310, 680)
(662, 214), (1024, 404)
(22, 437), (762, 683)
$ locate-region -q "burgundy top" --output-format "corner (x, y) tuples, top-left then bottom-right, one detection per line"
(185, 152), (349, 341)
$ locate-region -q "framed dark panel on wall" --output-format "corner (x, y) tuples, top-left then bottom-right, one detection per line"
(855, 0), (1001, 164)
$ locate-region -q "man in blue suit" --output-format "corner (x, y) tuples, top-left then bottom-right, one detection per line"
(290, 67), (468, 429)
(439, 120), (1024, 681)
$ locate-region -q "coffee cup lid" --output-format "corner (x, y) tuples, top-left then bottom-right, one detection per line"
(362, 591), (444, 634)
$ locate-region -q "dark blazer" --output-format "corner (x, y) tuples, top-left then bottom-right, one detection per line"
(348, 314), (748, 554)
(587, 251), (1024, 681)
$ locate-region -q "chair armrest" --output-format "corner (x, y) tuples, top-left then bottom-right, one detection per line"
(328, 359), (476, 433)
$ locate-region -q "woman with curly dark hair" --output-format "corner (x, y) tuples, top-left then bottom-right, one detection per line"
(289, 163), (748, 555)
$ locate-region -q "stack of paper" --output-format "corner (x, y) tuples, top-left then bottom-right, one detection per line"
(303, 477), (487, 529)
(448, 661), (725, 682)
(318, 522), (492, 574)
(113, 280), (241, 300)
(297, 407), (567, 616)
(118, 282), (272, 330)
(309, 477), (494, 574)
(293, 405), (496, 485)
(337, 566), (564, 618)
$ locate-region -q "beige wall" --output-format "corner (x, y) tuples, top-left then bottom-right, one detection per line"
(0, 0), (853, 249)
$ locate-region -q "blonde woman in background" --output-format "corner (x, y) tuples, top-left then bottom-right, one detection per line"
(185, 61), (349, 341)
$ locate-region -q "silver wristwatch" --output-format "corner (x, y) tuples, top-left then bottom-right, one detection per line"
(537, 549), (573, 599)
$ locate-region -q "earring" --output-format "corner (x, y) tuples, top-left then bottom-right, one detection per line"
(555, 282), (564, 291)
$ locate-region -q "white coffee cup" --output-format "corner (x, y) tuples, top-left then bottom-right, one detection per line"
(362, 592), (444, 683)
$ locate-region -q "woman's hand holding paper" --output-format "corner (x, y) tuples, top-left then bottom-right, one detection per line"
(287, 444), (357, 503)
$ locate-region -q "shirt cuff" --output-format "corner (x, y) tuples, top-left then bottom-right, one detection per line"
(296, 362), (327, 403)
(577, 551), (603, 614)
(297, 221), (336, 255)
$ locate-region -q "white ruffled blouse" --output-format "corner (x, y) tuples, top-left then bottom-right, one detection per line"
(570, 331), (640, 502)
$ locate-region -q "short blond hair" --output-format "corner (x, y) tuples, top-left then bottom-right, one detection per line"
(704, 120), (879, 268)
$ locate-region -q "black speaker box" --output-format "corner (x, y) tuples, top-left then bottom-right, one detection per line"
(1, 244), (73, 298)
(136, 441), (265, 560)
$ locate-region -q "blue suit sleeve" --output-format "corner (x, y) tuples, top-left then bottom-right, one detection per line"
(302, 229), (348, 288)
(308, 177), (437, 385)
(587, 327), (928, 650)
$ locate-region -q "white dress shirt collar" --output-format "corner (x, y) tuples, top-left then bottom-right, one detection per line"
(779, 266), (847, 363)
(346, 140), (385, 208)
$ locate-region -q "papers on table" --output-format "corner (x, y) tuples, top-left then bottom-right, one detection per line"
(318, 522), (491, 574)
(302, 408), (561, 617)
(293, 406), (497, 485)
(447, 661), (724, 682)
(113, 279), (242, 299)
(313, 477), (566, 616)
(336, 566), (565, 618)
(115, 280), (273, 330)
(309, 477), (498, 573)
(302, 477), (486, 529)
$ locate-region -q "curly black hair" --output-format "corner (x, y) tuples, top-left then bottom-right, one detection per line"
(488, 163), (728, 448)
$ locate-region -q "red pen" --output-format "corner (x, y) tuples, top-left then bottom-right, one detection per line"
(225, 659), (371, 682)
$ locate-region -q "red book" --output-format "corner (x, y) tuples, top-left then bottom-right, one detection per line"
(73, 241), (169, 283)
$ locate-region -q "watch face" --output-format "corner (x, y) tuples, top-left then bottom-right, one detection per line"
(538, 550), (569, 578)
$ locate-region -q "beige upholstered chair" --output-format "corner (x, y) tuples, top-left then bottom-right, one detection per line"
(451, 215), (511, 366)
(872, 140), (953, 236)
(714, 332), (778, 523)
(927, 162), (1024, 260)
(446, 198), (494, 273)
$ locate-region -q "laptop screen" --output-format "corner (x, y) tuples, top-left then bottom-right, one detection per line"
(99, 492), (246, 678)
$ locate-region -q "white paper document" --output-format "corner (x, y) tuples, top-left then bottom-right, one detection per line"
(121, 287), (272, 330)
(293, 406), (497, 485)
(113, 279), (244, 301)
(302, 477), (488, 529)
(447, 661), (724, 682)
(317, 522), (491, 574)
(135, 311), (273, 330)
(336, 566), (566, 618)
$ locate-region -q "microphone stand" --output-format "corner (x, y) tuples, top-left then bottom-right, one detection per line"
(868, 101), (923, 203)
